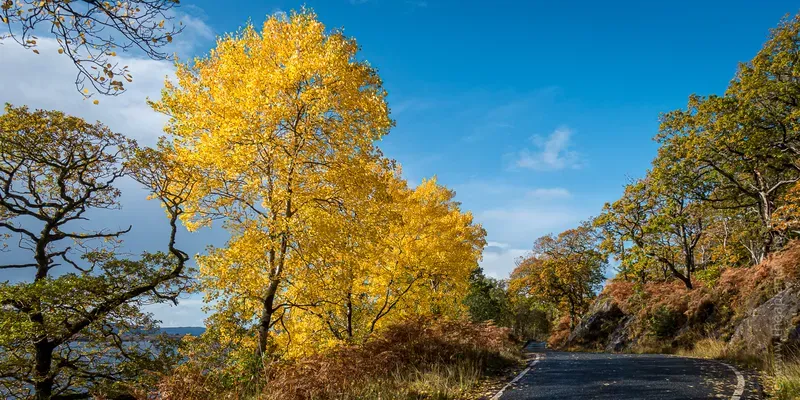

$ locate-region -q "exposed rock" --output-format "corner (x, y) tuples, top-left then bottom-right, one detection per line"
(566, 296), (627, 350)
(605, 315), (635, 352)
(729, 284), (800, 357)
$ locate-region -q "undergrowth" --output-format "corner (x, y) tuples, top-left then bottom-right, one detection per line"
(675, 338), (728, 359)
(152, 317), (522, 400)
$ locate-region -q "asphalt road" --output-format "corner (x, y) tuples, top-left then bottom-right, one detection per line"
(494, 342), (759, 400)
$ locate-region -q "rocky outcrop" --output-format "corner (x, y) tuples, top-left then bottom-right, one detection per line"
(561, 244), (800, 357)
(566, 296), (629, 350)
(605, 315), (635, 352)
(728, 284), (800, 357)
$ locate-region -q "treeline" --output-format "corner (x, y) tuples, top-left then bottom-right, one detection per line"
(597, 13), (800, 287)
(508, 14), (800, 343)
(0, 10), (501, 400)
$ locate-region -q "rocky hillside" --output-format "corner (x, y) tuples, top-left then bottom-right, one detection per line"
(559, 243), (800, 360)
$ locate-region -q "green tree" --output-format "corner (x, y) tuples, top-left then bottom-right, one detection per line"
(464, 268), (552, 340)
(596, 168), (712, 289)
(463, 268), (511, 325)
(657, 14), (800, 263)
(0, 105), (192, 400)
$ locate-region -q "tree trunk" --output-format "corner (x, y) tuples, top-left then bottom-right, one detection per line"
(33, 338), (53, 400)
(758, 191), (776, 261)
(346, 292), (353, 340)
(676, 271), (693, 289)
(257, 280), (280, 356)
(684, 253), (694, 290)
(568, 297), (577, 330)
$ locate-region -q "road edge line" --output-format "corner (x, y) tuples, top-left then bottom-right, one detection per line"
(718, 361), (745, 400)
(661, 352), (749, 399)
(490, 353), (541, 400)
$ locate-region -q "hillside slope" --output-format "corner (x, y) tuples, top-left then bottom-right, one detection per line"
(561, 242), (800, 360)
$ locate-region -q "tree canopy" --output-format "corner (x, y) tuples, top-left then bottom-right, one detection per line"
(0, 105), (192, 400)
(510, 224), (606, 328)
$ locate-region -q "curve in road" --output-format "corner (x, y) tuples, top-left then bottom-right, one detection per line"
(494, 343), (758, 400)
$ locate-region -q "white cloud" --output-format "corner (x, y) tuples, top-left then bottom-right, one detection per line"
(453, 181), (572, 205)
(515, 127), (582, 171)
(173, 13), (215, 56)
(480, 243), (528, 279)
(476, 207), (581, 250)
(526, 187), (571, 200)
(144, 296), (208, 327)
(453, 180), (582, 272)
(0, 37), (174, 146)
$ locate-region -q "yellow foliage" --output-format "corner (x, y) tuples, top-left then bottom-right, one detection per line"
(151, 10), (485, 358)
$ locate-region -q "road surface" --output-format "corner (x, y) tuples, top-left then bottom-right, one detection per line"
(493, 342), (759, 399)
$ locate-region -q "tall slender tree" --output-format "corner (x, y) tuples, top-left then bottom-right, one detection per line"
(152, 10), (394, 357)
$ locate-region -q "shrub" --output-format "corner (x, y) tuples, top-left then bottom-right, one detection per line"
(264, 317), (519, 399)
(647, 305), (685, 339)
(547, 316), (572, 348)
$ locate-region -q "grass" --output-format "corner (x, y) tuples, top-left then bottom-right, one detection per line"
(401, 360), (484, 399)
(675, 338), (728, 359)
(772, 360), (800, 400)
(303, 360), (484, 400)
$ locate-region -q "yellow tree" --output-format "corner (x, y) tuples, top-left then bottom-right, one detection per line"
(284, 174), (486, 354)
(151, 10), (393, 356)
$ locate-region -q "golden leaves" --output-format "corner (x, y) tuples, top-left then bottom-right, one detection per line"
(151, 10), (482, 356)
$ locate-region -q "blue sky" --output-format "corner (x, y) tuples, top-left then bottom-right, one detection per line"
(1, 0), (797, 326)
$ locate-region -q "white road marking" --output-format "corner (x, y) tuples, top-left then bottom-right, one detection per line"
(490, 353), (541, 400)
(719, 362), (745, 400)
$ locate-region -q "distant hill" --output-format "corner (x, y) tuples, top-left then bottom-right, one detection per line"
(159, 327), (206, 337)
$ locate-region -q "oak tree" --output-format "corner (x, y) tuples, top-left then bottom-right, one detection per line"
(0, 105), (192, 400)
(657, 14), (800, 262)
(510, 224), (606, 329)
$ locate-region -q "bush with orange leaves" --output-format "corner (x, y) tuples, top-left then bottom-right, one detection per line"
(153, 317), (521, 400)
(597, 279), (731, 347)
(718, 241), (800, 312)
(547, 316), (573, 348)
